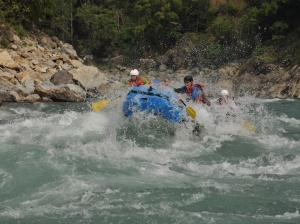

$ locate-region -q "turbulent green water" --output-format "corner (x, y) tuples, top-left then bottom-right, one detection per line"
(0, 98), (300, 224)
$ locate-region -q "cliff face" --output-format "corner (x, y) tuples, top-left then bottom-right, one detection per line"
(137, 41), (300, 99)
(0, 29), (121, 103)
(195, 60), (300, 99)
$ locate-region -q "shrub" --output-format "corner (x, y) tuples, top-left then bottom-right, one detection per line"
(270, 21), (288, 41)
(253, 42), (264, 56)
(207, 16), (240, 44)
(14, 25), (28, 38)
(0, 37), (9, 48)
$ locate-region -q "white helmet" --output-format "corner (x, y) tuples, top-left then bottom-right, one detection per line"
(221, 89), (229, 96)
(130, 69), (139, 76)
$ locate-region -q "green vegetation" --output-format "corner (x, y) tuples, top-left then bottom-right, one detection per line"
(0, 37), (9, 48)
(0, 0), (299, 67)
(14, 25), (28, 38)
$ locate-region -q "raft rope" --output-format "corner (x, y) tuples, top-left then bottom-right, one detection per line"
(129, 89), (170, 101)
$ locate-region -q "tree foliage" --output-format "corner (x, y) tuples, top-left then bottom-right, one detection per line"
(243, 0), (300, 41)
(1, 0), (299, 65)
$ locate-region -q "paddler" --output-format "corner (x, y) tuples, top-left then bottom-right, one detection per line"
(174, 75), (210, 105)
(126, 69), (144, 87)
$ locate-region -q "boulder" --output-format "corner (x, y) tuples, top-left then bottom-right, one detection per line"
(70, 60), (83, 68)
(61, 63), (72, 70)
(23, 94), (41, 102)
(35, 81), (86, 102)
(0, 90), (17, 102)
(51, 36), (63, 48)
(69, 65), (109, 90)
(40, 35), (57, 49)
(50, 70), (74, 85)
(63, 43), (78, 60)
(0, 50), (18, 69)
(83, 54), (94, 65)
(45, 60), (56, 68)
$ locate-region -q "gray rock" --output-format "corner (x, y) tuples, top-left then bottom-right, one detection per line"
(35, 81), (86, 102)
(45, 60), (56, 68)
(50, 70), (74, 85)
(61, 63), (72, 70)
(63, 48), (78, 60)
(0, 90), (17, 102)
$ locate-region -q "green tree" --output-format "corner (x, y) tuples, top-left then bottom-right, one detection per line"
(131, 0), (184, 55)
(75, 3), (118, 56)
(243, 0), (300, 42)
(208, 16), (240, 44)
(181, 0), (211, 32)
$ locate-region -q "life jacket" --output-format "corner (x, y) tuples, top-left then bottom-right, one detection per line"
(218, 97), (226, 105)
(129, 77), (144, 87)
(218, 97), (236, 106)
(186, 83), (206, 103)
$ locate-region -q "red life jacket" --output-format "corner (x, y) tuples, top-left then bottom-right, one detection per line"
(129, 77), (144, 87)
(186, 83), (206, 103)
(218, 97), (226, 105)
(218, 97), (236, 106)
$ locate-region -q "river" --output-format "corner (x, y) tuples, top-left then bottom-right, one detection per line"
(0, 97), (300, 224)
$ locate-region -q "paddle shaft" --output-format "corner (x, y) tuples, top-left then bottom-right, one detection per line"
(180, 99), (187, 106)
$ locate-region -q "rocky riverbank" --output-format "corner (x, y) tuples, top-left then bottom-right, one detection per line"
(0, 29), (299, 103)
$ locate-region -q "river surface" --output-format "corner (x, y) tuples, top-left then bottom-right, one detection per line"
(0, 97), (300, 224)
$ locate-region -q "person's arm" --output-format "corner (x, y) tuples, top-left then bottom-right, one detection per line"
(141, 77), (148, 84)
(174, 86), (186, 93)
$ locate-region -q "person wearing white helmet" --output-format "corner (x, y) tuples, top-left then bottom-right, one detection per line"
(127, 69), (144, 87)
(217, 89), (236, 107)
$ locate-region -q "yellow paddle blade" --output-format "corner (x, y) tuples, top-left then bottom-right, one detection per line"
(186, 106), (196, 119)
(242, 120), (257, 132)
(92, 99), (110, 111)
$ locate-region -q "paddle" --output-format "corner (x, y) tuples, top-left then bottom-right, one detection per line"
(240, 120), (257, 133)
(179, 99), (205, 136)
(92, 99), (110, 111)
(203, 97), (211, 106)
(180, 99), (196, 119)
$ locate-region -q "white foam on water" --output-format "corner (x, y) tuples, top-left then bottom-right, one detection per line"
(80, 190), (95, 203)
(184, 193), (206, 205)
(0, 130), (12, 141)
(179, 151), (300, 179)
(278, 115), (300, 125)
(199, 179), (231, 193)
(259, 98), (283, 103)
(241, 154), (300, 177)
(0, 108), (16, 120)
(257, 134), (300, 150)
(20, 119), (34, 127)
(41, 111), (111, 146)
(136, 191), (151, 198)
(275, 210), (300, 219)
(0, 207), (23, 219)
(17, 175), (98, 210)
(183, 160), (235, 178)
(0, 169), (12, 188)
(122, 146), (171, 164)
(57, 111), (78, 126)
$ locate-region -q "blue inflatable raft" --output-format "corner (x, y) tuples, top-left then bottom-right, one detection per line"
(123, 85), (187, 123)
